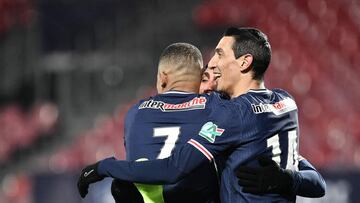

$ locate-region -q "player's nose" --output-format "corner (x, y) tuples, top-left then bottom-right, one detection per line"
(207, 56), (218, 69)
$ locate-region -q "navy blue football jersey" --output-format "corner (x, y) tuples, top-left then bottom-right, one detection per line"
(99, 89), (301, 203)
(187, 88), (300, 202)
(123, 91), (220, 203)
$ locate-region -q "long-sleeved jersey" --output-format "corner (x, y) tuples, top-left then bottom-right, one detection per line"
(124, 91), (220, 203)
(100, 89), (325, 202)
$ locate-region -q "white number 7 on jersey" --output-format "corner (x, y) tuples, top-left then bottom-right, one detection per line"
(153, 127), (181, 159)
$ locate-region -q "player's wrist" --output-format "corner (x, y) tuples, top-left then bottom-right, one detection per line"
(97, 157), (116, 177)
(276, 168), (295, 196)
(287, 169), (302, 196)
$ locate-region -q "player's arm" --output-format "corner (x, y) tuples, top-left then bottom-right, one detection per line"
(77, 142), (210, 198)
(236, 156), (326, 198)
(99, 140), (211, 183)
(77, 107), (232, 198)
(294, 156), (326, 197)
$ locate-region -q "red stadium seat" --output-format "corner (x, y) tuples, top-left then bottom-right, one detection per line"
(192, 0), (360, 168)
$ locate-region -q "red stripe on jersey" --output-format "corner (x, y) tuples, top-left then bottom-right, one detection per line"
(216, 129), (224, 133)
(188, 139), (213, 161)
(298, 155), (305, 161)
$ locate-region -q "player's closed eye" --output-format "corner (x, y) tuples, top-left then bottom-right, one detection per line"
(202, 73), (210, 82)
(215, 48), (224, 57)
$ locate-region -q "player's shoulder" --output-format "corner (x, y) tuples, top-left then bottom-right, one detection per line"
(126, 97), (150, 117)
(232, 88), (295, 114)
(133, 95), (153, 109)
(206, 92), (233, 109)
(239, 88), (295, 101)
(271, 88), (295, 100)
(206, 92), (240, 122)
(126, 94), (160, 115)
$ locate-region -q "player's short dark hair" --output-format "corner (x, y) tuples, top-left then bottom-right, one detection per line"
(224, 27), (271, 81)
(159, 42), (203, 73)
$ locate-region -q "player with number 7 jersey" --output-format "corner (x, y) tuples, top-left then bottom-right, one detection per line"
(122, 91), (222, 203)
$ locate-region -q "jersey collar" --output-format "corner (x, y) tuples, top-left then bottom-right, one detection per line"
(247, 89), (271, 93)
(162, 90), (195, 95)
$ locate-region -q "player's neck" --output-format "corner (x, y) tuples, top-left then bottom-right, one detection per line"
(164, 81), (200, 94)
(230, 79), (265, 98)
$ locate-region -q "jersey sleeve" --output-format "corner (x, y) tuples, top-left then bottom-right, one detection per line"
(98, 142), (210, 184)
(187, 100), (244, 161)
(97, 95), (240, 185)
(291, 157), (326, 197)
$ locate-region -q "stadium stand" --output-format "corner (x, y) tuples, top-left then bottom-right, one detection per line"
(194, 0), (360, 168)
(0, 0), (359, 202)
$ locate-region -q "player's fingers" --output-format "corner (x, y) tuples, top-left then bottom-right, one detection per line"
(77, 179), (89, 198)
(258, 156), (276, 167)
(236, 171), (258, 181)
(236, 166), (258, 176)
(79, 185), (88, 198)
(242, 186), (263, 195)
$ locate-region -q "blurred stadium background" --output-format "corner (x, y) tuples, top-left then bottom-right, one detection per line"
(0, 0), (359, 202)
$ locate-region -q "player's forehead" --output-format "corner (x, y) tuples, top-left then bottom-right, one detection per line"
(215, 36), (235, 53)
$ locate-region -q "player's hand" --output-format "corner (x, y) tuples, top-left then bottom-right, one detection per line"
(77, 162), (104, 198)
(236, 156), (294, 196)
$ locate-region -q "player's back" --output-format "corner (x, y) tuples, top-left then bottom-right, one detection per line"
(219, 88), (299, 202)
(186, 89), (299, 202)
(124, 91), (220, 203)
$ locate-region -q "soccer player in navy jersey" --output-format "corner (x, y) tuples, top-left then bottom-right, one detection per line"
(110, 42), (221, 203)
(200, 64), (325, 198)
(78, 28), (325, 202)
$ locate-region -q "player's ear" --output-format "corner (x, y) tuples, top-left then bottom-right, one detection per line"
(159, 71), (168, 89)
(237, 54), (253, 73)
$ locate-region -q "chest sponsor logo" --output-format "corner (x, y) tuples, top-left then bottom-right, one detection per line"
(139, 97), (207, 112)
(199, 122), (225, 143)
(251, 97), (297, 115)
